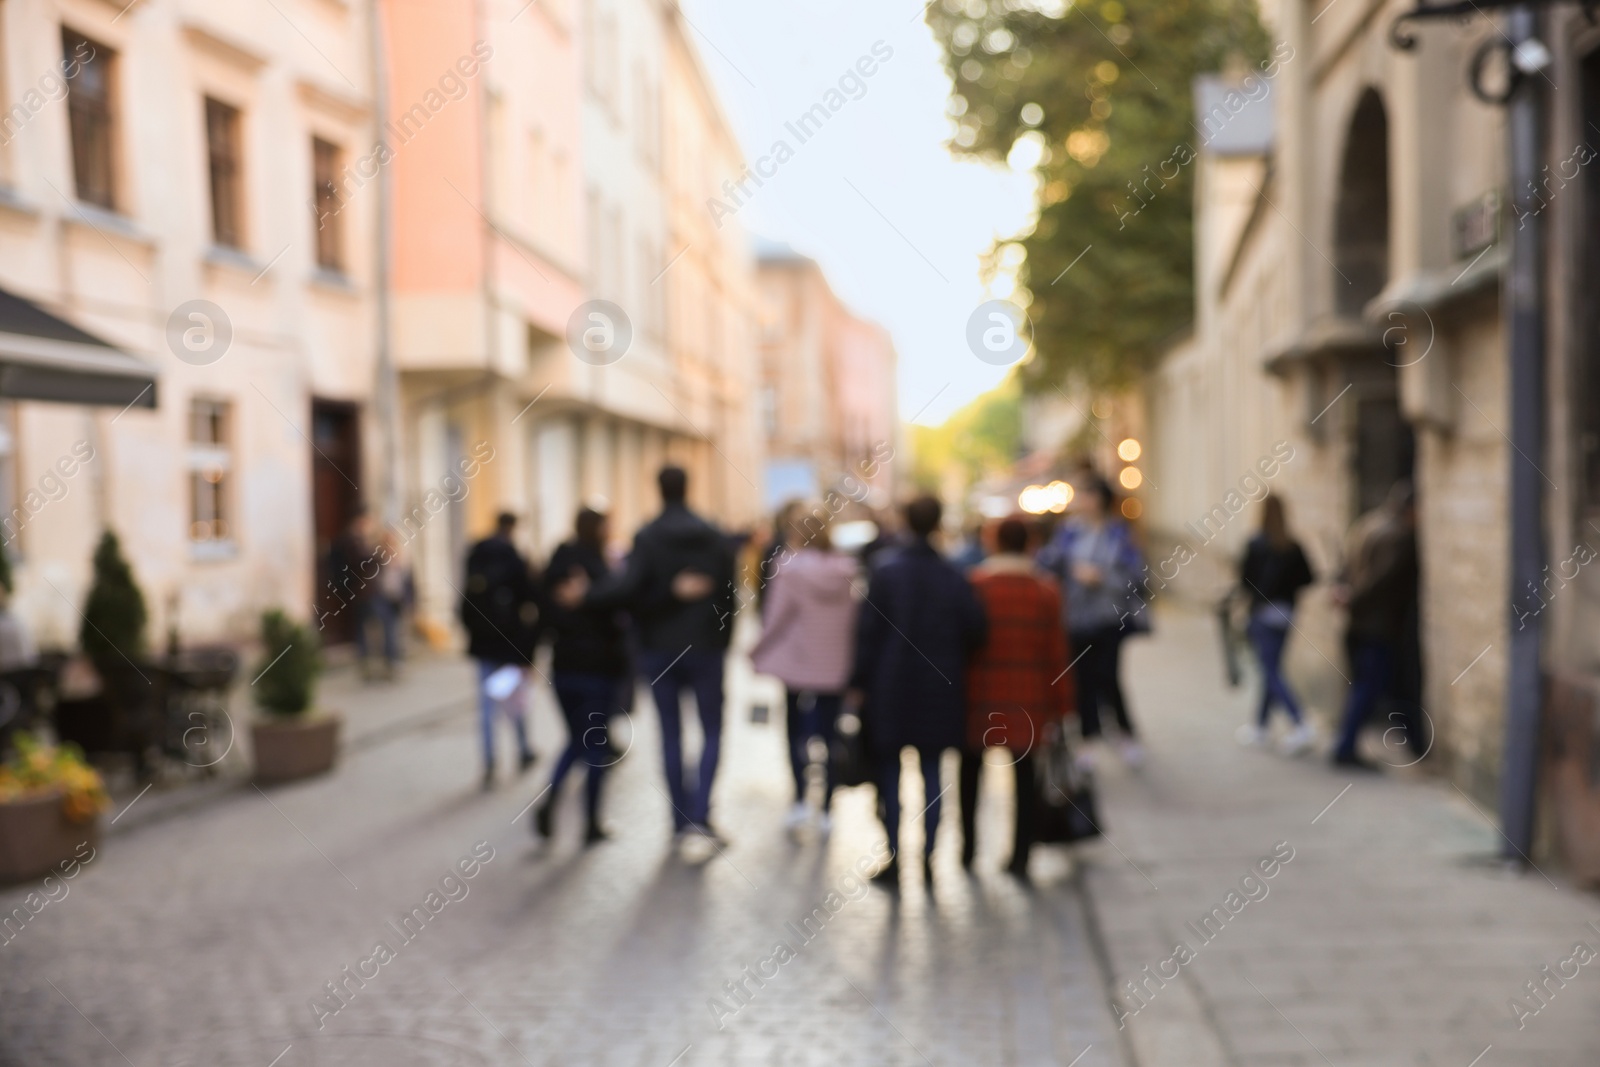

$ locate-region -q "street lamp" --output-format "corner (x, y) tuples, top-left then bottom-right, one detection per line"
(1387, 0), (1566, 865)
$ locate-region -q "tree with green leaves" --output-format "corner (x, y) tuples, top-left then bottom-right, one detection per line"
(929, 0), (1270, 390)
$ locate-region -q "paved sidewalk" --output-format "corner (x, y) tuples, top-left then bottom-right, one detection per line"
(2, 640), (1120, 1066)
(6, 611), (1600, 1066)
(1088, 610), (1600, 1066)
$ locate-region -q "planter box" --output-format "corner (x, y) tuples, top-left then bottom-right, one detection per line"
(0, 792), (98, 885)
(252, 714), (341, 785)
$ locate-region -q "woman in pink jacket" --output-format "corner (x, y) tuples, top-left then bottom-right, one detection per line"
(750, 505), (860, 833)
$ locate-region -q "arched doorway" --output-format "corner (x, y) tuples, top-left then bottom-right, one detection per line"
(1334, 89), (1391, 318)
(1332, 88), (1412, 516)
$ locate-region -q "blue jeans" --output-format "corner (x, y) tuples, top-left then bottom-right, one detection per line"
(476, 660), (531, 772)
(880, 746), (945, 860)
(356, 597), (400, 665)
(550, 672), (616, 824)
(1246, 616), (1303, 727)
(1335, 639), (1394, 760)
(785, 689), (843, 810)
(639, 648), (725, 830)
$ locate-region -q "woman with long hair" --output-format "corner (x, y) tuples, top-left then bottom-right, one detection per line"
(1236, 493), (1317, 754)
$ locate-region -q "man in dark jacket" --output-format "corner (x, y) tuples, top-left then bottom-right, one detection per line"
(1331, 482), (1419, 768)
(851, 494), (987, 887)
(460, 512), (541, 789)
(570, 467), (736, 839)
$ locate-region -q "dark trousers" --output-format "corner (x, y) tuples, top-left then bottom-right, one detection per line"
(1335, 637), (1394, 760)
(1247, 617), (1304, 726)
(1073, 628), (1136, 739)
(355, 596), (400, 666)
(785, 689), (843, 810)
(879, 746), (945, 859)
(550, 671), (614, 825)
(639, 648), (725, 830)
(960, 750), (1038, 866)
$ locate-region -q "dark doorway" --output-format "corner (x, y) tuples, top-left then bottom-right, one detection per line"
(311, 400), (363, 645)
(1354, 393), (1415, 515)
(1334, 89), (1391, 317)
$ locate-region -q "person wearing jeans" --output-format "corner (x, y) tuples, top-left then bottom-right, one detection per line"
(562, 466), (737, 840)
(1331, 483), (1418, 769)
(749, 504), (859, 833)
(1236, 494), (1316, 754)
(460, 512), (540, 790)
(638, 647), (725, 831)
(537, 507), (630, 844)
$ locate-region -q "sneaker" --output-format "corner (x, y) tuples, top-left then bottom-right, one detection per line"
(1280, 724), (1316, 756)
(1236, 724), (1270, 748)
(533, 797), (555, 839)
(480, 767), (495, 792)
(518, 750), (537, 774)
(689, 823), (729, 846)
(1118, 740), (1146, 768)
(1331, 752), (1382, 773)
(870, 858), (900, 889)
(817, 812), (833, 836)
(584, 822), (611, 846)
(783, 801), (813, 831)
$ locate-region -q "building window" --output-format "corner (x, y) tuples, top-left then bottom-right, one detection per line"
(311, 137), (343, 270)
(63, 29), (115, 210)
(205, 97), (244, 249)
(188, 399), (232, 543)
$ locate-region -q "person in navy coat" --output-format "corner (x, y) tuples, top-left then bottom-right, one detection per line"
(851, 494), (987, 888)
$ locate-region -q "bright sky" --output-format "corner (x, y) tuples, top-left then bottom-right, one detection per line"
(681, 0), (1039, 426)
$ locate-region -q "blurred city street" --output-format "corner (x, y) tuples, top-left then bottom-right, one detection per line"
(4, 0), (1600, 1062)
(6, 611), (1600, 1067)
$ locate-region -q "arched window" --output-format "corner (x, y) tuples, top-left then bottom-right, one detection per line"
(1333, 89), (1391, 317)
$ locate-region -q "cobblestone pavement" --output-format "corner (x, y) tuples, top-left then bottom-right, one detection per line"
(4, 611), (1600, 1066)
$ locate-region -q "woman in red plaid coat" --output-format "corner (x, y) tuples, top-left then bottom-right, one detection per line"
(960, 516), (1075, 878)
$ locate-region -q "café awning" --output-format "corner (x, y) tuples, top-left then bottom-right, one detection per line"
(0, 286), (157, 409)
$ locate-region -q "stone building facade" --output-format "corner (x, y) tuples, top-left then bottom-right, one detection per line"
(1144, 0), (1600, 874)
(0, 0), (382, 647)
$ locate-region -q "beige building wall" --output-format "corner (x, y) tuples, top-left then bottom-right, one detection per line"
(662, 2), (761, 530)
(0, 0), (381, 647)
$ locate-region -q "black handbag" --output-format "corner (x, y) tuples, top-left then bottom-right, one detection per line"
(829, 706), (874, 788)
(1033, 731), (1103, 844)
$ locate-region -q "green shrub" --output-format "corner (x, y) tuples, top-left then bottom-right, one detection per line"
(81, 530), (147, 672)
(253, 610), (321, 717)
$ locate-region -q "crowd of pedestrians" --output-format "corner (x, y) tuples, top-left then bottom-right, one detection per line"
(451, 464), (1158, 887)
(444, 461), (1425, 888)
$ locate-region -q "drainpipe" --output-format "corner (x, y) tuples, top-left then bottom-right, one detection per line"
(1498, 3), (1547, 865)
(369, 0), (401, 527)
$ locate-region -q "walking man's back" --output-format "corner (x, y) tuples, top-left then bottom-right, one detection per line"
(575, 466), (736, 840)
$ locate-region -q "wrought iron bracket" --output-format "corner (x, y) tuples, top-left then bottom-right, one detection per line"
(1390, 0), (1598, 52)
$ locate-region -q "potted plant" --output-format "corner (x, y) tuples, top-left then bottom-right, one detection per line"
(0, 733), (107, 883)
(250, 610), (336, 783)
(55, 531), (162, 768)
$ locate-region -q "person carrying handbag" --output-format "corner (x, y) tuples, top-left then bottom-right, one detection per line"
(960, 517), (1074, 879)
